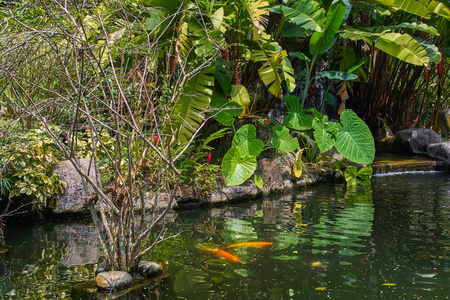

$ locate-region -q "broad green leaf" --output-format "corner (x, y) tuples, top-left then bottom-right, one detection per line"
(210, 98), (243, 126)
(256, 50), (296, 97)
(171, 73), (215, 142)
(310, 0), (347, 55)
(426, 0), (450, 20)
(413, 37), (442, 63)
(215, 57), (234, 95)
(324, 92), (338, 106)
(344, 165), (358, 186)
(293, 149), (305, 178)
(365, 22), (440, 36)
(318, 71), (358, 81)
(312, 120), (334, 152)
(231, 85), (250, 108)
(289, 52), (311, 61)
(243, 0), (270, 40)
(375, 32), (429, 66)
(222, 146), (257, 186)
(357, 167), (373, 185)
(211, 7), (224, 30)
(271, 125), (299, 152)
(335, 110), (375, 164)
(271, 1), (326, 33)
(282, 96), (314, 130)
(339, 26), (376, 45)
(232, 124), (264, 156)
(254, 175), (264, 189)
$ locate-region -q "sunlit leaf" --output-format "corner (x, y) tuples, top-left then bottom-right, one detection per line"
(222, 146), (257, 186)
(271, 125), (299, 152)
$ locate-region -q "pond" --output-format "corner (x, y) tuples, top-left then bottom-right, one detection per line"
(1, 171), (449, 299)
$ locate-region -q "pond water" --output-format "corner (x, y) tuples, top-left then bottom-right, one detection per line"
(1, 172), (449, 299)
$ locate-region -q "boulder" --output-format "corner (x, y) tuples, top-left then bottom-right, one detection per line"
(426, 142), (450, 169)
(393, 128), (443, 155)
(95, 261), (111, 276)
(95, 271), (133, 291)
(138, 261), (163, 278)
(49, 158), (101, 213)
(436, 109), (450, 138)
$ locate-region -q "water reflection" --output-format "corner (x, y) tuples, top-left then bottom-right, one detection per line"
(1, 173), (449, 299)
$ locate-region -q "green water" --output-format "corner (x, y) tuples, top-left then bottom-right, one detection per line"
(1, 172), (449, 299)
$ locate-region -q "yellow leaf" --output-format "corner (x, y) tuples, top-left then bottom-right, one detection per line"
(382, 283), (397, 286)
(293, 149), (304, 178)
(315, 287), (326, 291)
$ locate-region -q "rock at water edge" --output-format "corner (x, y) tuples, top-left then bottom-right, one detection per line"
(95, 271), (133, 291)
(393, 128), (443, 155)
(138, 261), (163, 278)
(49, 158), (101, 213)
(427, 142), (450, 169)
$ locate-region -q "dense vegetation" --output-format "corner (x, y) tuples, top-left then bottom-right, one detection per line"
(0, 0), (448, 274)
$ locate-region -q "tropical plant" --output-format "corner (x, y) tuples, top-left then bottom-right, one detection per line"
(0, 0), (224, 278)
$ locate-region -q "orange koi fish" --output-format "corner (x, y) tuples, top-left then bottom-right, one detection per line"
(202, 247), (240, 262)
(220, 241), (273, 249)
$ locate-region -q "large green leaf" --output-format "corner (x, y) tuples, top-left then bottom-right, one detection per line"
(309, 0), (347, 55)
(271, 125), (299, 152)
(210, 98), (243, 126)
(232, 124), (264, 156)
(222, 146), (258, 186)
(312, 117), (340, 153)
(335, 110), (375, 164)
(231, 85), (250, 108)
(270, 0), (326, 35)
(282, 96), (314, 130)
(254, 50), (296, 97)
(318, 71), (358, 81)
(375, 32), (429, 66)
(365, 22), (440, 36)
(171, 73), (215, 142)
(413, 37), (442, 63)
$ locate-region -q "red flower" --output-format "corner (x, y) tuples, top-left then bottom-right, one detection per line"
(208, 153), (212, 163)
(438, 50), (444, 79)
(154, 136), (158, 146)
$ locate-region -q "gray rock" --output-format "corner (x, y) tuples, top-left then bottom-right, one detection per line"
(49, 158), (101, 213)
(138, 261), (163, 278)
(95, 261), (111, 276)
(95, 271), (133, 291)
(436, 109), (450, 138)
(393, 128), (443, 155)
(426, 142), (450, 169)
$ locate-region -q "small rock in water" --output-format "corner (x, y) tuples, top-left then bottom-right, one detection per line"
(95, 261), (111, 275)
(95, 271), (133, 291)
(138, 261), (163, 278)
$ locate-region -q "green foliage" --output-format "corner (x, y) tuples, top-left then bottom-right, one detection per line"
(344, 166), (373, 187)
(0, 128), (66, 206)
(282, 96), (314, 130)
(335, 110), (375, 164)
(231, 124), (265, 156)
(221, 146), (258, 186)
(271, 125), (300, 152)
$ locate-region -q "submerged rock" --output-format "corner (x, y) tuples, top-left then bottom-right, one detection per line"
(95, 271), (133, 291)
(427, 142), (450, 169)
(138, 261), (163, 278)
(436, 109), (450, 138)
(393, 128), (443, 155)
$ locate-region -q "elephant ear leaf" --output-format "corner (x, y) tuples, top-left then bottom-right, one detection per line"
(282, 96), (314, 130)
(271, 125), (299, 152)
(232, 124), (264, 156)
(335, 110), (375, 164)
(222, 146), (257, 186)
